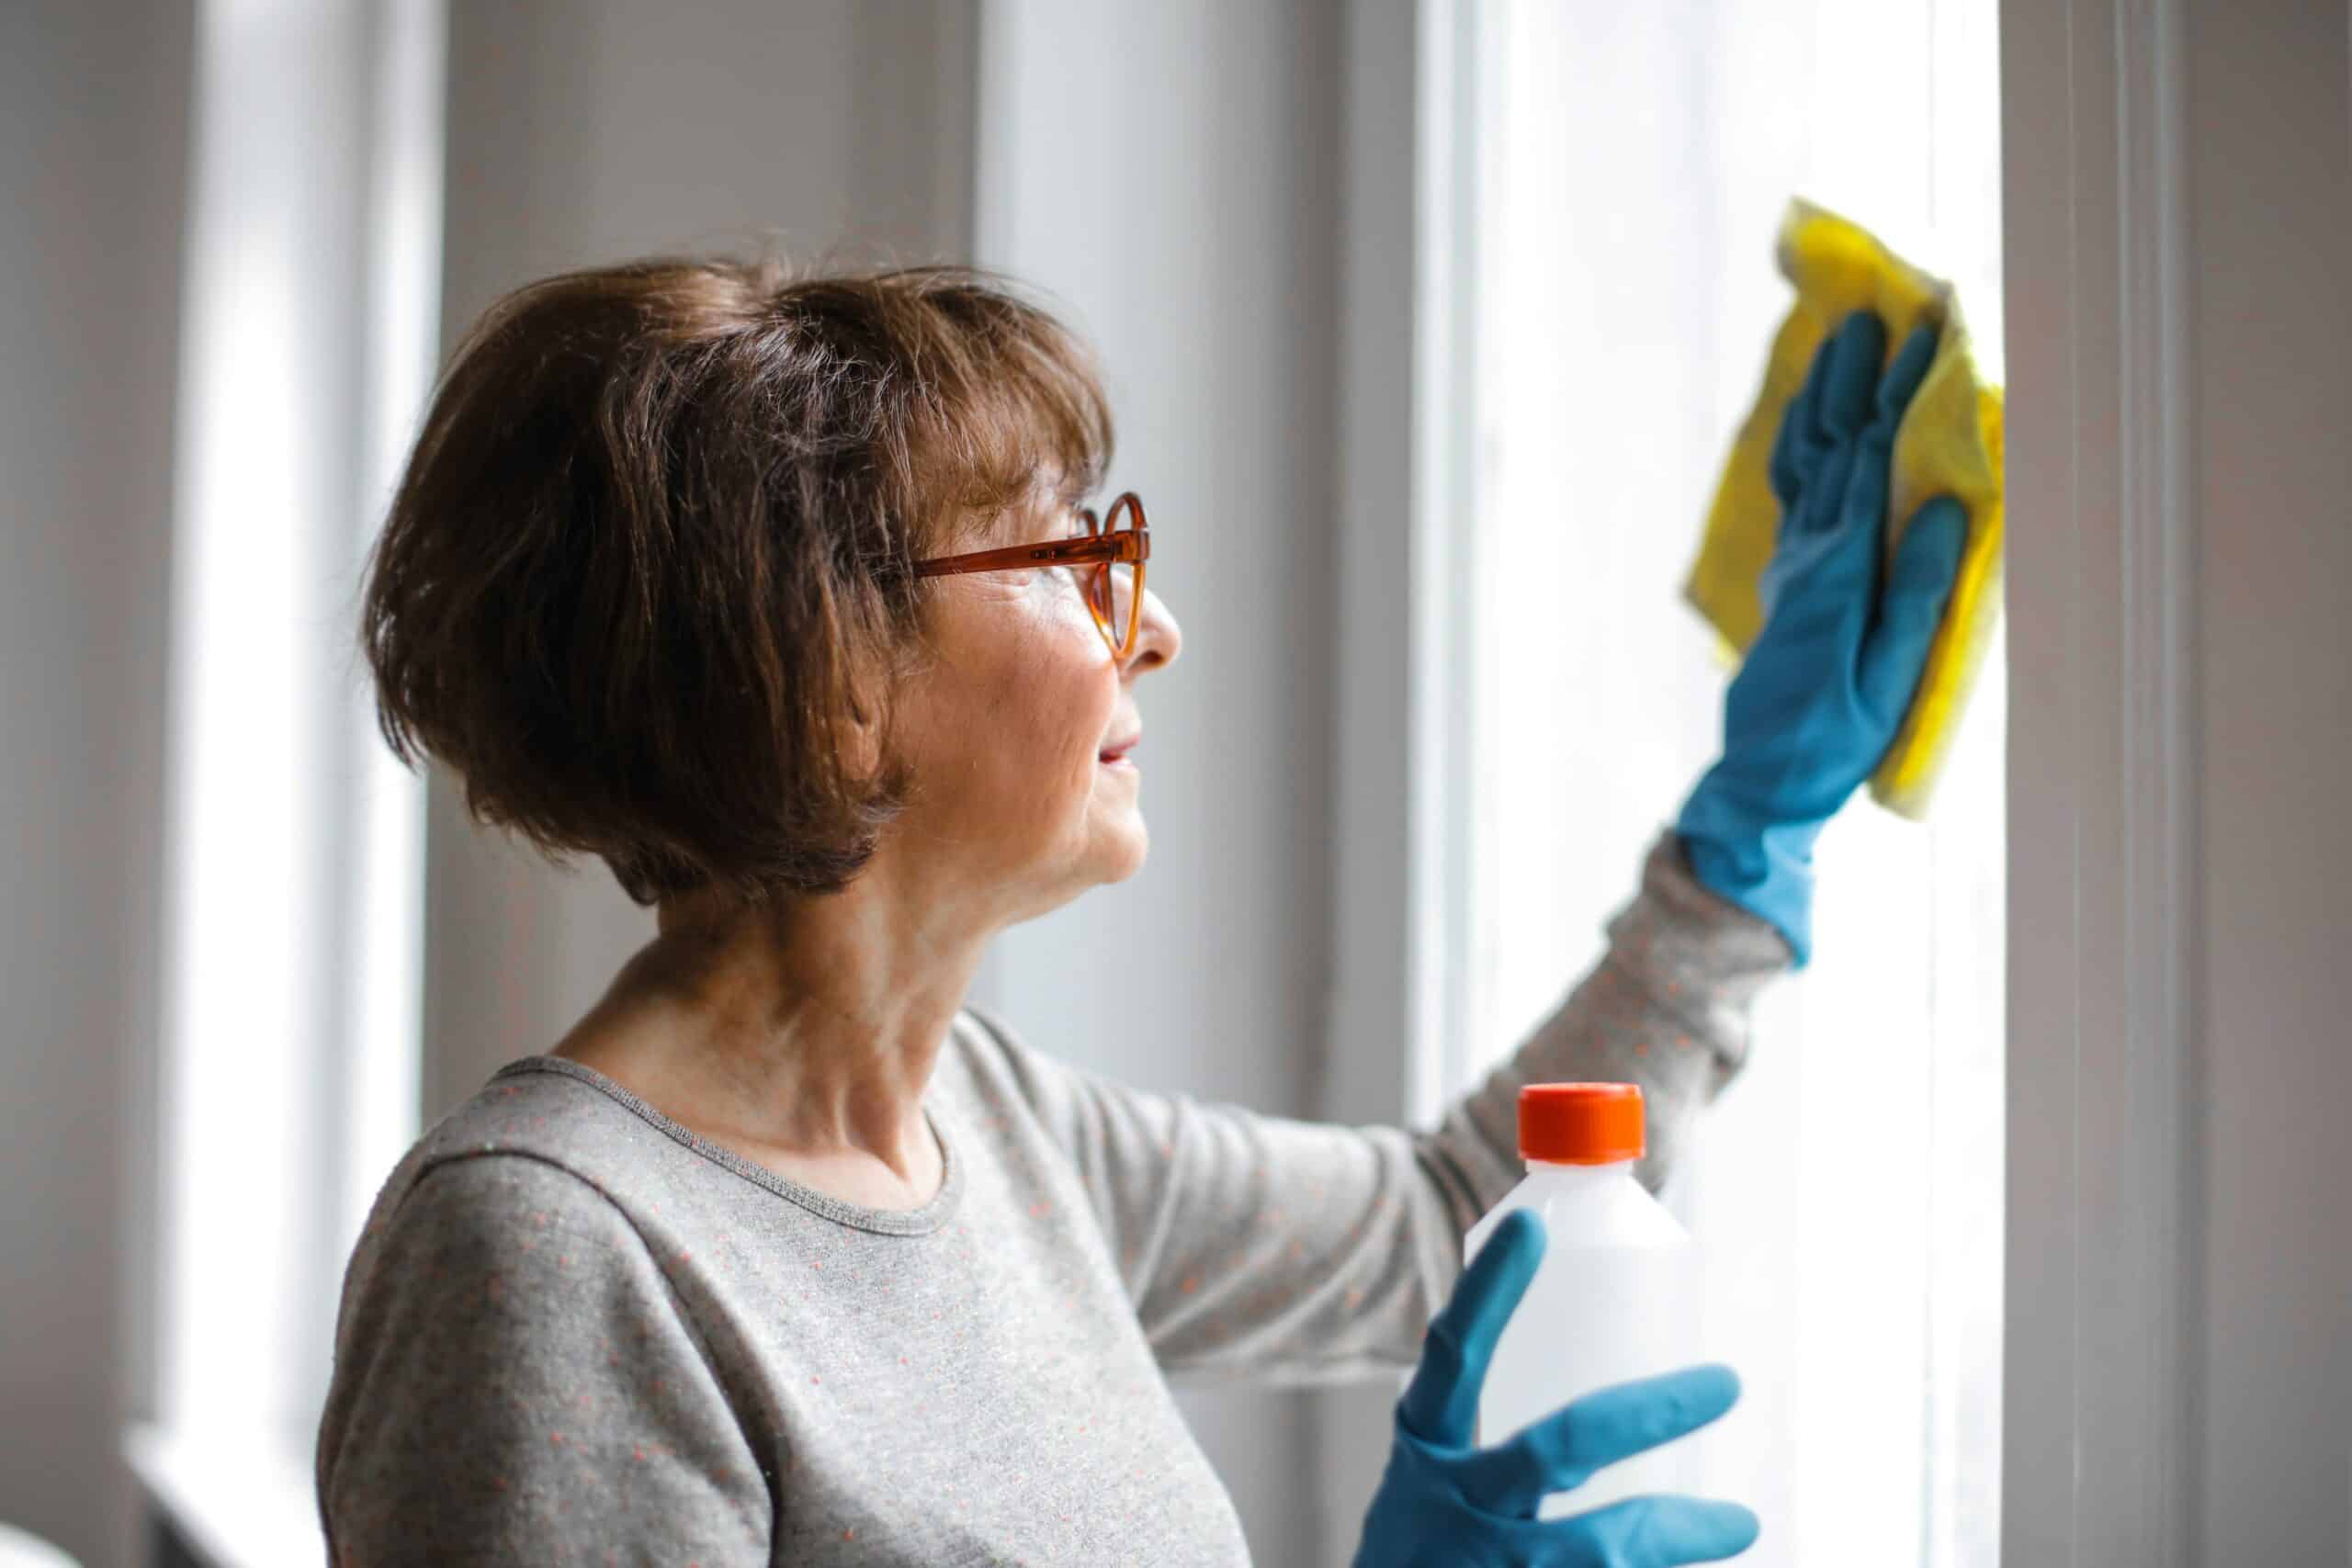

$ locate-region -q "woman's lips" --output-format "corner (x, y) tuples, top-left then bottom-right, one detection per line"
(1098, 737), (1139, 763)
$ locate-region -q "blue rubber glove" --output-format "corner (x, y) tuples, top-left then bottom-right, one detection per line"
(1352, 1210), (1758, 1567)
(1677, 310), (1970, 964)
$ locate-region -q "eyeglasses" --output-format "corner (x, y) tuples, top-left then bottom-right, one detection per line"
(911, 491), (1152, 660)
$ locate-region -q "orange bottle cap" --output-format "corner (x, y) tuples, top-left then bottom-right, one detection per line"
(1518, 1082), (1645, 1165)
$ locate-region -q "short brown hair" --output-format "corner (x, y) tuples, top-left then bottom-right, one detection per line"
(361, 257), (1114, 905)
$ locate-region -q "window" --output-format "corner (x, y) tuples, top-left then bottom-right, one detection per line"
(130, 2), (442, 1558)
(1441, 2), (2004, 1562)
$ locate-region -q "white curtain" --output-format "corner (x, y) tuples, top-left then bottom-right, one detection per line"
(1455, 2), (2004, 1562)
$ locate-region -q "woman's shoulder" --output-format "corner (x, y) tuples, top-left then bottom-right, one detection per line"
(394, 1056), (655, 1208)
(316, 1070), (763, 1532)
(939, 1003), (1082, 1128)
(942, 1004), (1167, 1161)
(341, 1018), (1081, 1288)
(944, 1001), (1083, 1094)
(342, 1061), (661, 1290)
(338, 1055), (746, 1309)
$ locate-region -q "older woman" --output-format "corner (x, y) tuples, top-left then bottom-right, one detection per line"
(316, 262), (1961, 1564)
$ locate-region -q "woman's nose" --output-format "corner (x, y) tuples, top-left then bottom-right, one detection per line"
(1122, 584), (1181, 675)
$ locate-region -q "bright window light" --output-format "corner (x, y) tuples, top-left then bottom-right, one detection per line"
(149, 0), (440, 1531)
(1451, 2), (2003, 1562)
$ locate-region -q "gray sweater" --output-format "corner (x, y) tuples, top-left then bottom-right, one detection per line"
(314, 834), (1786, 1564)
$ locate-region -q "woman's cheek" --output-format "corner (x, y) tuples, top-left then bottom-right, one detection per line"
(1028, 591), (1117, 745)
(989, 578), (1116, 811)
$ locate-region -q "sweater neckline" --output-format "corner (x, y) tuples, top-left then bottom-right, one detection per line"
(491, 1053), (967, 1237)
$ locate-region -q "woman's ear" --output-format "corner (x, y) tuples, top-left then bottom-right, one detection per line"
(839, 649), (917, 792)
(840, 688), (886, 784)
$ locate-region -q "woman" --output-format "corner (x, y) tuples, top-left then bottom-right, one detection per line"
(317, 259), (1962, 1564)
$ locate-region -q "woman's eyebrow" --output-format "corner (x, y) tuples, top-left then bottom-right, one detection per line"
(989, 498), (1067, 550)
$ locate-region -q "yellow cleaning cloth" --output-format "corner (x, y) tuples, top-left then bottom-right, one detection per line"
(1686, 198), (2005, 818)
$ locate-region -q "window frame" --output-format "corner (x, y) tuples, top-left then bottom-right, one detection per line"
(1317, 0), (2203, 1560)
(1996, 0), (2199, 1559)
(128, 0), (446, 1562)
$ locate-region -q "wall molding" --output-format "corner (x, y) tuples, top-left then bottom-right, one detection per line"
(1315, 0), (1447, 1557)
(2000, 0), (2201, 1558)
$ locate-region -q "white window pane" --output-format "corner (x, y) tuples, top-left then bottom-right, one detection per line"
(1455, 3), (2003, 1562)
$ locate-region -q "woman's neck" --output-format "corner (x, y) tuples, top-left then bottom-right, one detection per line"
(552, 863), (989, 1209)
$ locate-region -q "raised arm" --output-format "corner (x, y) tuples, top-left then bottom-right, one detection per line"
(968, 829), (1787, 1388)
(1413, 830), (1789, 1233)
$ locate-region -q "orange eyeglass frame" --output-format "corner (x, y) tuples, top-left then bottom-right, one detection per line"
(911, 491), (1152, 660)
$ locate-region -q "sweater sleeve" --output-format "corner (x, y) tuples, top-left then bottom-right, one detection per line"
(978, 830), (1789, 1388)
(1416, 830), (1792, 1228)
(315, 1152), (772, 1565)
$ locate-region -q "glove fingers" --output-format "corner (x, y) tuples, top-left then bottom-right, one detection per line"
(1453, 1363), (1742, 1517)
(1829, 411), (1894, 589)
(1785, 312), (1885, 539)
(1396, 1210), (1546, 1448)
(1832, 320), (1940, 579)
(1783, 321), (1944, 677)
(1875, 320), (1942, 428)
(1818, 310), (1887, 445)
(1857, 496), (1969, 725)
(1769, 321), (1838, 518)
(1554, 1496), (1763, 1568)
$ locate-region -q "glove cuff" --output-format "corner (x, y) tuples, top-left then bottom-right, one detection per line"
(1674, 785), (1820, 966)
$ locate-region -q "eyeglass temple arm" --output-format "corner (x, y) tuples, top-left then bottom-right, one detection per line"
(911, 532), (1147, 579)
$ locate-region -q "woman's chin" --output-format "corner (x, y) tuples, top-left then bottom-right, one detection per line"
(1091, 814), (1149, 885)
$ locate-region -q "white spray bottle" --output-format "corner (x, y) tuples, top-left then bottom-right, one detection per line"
(1463, 1082), (1702, 1519)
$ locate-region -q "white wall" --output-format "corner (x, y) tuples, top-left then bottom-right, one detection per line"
(0, 5), (191, 1563)
(1316, 1), (1430, 1554)
(2186, 0), (2352, 1553)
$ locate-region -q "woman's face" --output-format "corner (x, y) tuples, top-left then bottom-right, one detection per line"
(886, 481), (1182, 927)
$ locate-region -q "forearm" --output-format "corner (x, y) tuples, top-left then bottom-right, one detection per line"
(1413, 830), (1791, 1234)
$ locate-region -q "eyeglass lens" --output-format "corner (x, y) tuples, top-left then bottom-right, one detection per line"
(1086, 502), (1142, 655)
